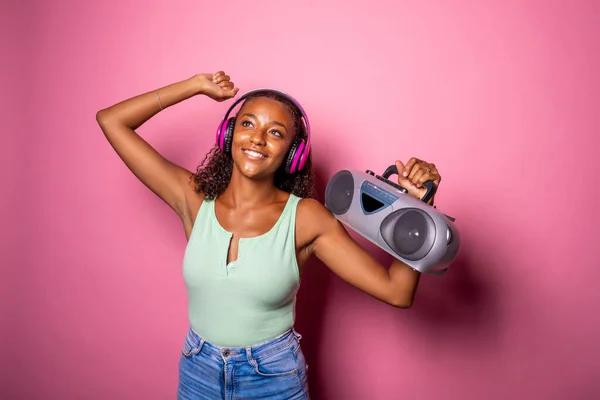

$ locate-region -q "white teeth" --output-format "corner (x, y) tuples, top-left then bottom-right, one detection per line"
(244, 150), (265, 158)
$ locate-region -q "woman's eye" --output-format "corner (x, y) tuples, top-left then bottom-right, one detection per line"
(241, 121), (252, 128)
(270, 130), (282, 137)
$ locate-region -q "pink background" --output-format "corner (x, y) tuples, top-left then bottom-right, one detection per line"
(2, 0), (599, 399)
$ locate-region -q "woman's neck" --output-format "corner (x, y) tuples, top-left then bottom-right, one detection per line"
(220, 168), (282, 208)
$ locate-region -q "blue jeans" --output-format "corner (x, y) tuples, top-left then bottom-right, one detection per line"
(177, 327), (310, 399)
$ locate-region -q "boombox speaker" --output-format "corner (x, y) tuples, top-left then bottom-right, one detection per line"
(324, 165), (460, 276)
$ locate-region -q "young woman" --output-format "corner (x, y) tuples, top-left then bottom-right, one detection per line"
(96, 71), (442, 399)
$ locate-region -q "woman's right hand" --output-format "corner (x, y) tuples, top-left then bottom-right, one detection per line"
(194, 71), (239, 102)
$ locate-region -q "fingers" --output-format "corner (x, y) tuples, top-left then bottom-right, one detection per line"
(212, 71), (230, 87)
(221, 83), (239, 96)
(411, 168), (425, 186)
(404, 159), (440, 188)
(402, 157), (419, 177)
(213, 73), (230, 85)
(427, 164), (440, 185)
(395, 160), (405, 174)
(415, 171), (435, 187)
(219, 81), (234, 91)
(212, 71), (239, 96)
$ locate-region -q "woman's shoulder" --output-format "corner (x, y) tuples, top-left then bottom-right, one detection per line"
(296, 197), (336, 225)
(294, 197), (339, 249)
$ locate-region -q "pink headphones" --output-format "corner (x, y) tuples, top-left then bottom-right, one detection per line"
(215, 89), (312, 174)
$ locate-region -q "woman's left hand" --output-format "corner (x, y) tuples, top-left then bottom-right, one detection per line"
(395, 157), (441, 201)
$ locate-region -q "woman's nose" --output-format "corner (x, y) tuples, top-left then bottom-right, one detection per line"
(249, 129), (266, 145)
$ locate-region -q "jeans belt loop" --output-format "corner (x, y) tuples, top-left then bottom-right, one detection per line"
(245, 345), (257, 367)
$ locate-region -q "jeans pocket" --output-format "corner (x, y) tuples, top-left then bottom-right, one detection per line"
(252, 347), (299, 377)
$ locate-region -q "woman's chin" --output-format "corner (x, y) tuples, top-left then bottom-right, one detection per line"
(236, 162), (273, 180)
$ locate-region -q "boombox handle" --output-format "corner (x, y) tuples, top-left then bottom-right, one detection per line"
(382, 165), (437, 204)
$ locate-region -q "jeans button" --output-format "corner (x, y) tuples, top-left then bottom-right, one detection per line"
(222, 349), (230, 357)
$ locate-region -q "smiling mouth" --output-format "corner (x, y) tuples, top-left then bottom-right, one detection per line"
(242, 148), (267, 160)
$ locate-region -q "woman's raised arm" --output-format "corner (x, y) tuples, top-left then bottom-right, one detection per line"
(95, 72), (238, 216)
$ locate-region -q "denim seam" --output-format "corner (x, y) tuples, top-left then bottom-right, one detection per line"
(246, 345), (298, 377)
(295, 369), (307, 399)
(294, 344), (309, 399)
(252, 334), (296, 361)
(232, 359), (240, 400)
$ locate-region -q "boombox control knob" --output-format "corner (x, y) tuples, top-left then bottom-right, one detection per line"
(366, 170), (375, 176)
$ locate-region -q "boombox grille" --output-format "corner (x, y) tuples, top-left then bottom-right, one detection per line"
(381, 208), (435, 261)
(325, 170), (354, 215)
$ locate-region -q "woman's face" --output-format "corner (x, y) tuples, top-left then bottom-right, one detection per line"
(231, 97), (296, 180)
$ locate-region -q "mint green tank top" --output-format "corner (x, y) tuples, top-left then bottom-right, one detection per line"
(182, 194), (301, 347)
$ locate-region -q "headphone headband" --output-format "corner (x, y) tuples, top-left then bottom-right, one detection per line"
(221, 89), (311, 152)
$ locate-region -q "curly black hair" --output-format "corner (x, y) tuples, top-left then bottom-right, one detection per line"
(193, 91), (316, 200)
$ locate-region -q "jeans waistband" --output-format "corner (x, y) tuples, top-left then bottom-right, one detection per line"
(183, 326), (302, 361)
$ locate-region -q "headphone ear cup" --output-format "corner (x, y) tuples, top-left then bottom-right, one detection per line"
(285, 138), (302, 174)
(223, 117), (236, 154)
